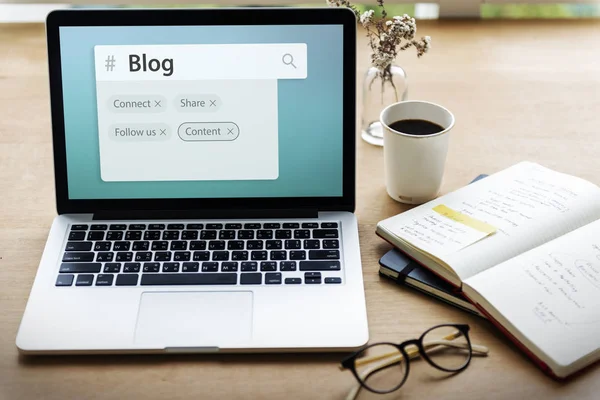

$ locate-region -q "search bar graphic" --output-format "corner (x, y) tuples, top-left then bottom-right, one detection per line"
(94, 43), (308, 81)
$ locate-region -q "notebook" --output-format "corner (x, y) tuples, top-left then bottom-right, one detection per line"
(376, 162), (600, 378)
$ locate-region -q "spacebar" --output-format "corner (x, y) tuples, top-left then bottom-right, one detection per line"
(141, 273), (237, 285)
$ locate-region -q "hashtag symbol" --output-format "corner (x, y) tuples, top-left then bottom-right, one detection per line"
(105, 55), (116, 72)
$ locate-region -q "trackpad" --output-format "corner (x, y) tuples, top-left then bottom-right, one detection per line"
(134, 291), (253, 348)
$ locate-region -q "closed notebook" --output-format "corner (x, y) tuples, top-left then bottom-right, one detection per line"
(376, 162), (600, 378)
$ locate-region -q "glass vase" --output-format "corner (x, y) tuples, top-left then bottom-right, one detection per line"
(361, 65), (408, 146)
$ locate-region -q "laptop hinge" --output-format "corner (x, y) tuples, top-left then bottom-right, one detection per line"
(93, 208), (319, 221)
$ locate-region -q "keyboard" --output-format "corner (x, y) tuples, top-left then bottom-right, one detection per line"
(56, 222), (342, 287)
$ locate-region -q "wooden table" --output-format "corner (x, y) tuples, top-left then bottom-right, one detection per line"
(2, 19), (600, 400)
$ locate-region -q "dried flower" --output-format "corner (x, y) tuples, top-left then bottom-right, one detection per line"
(327, 1), (431, 70)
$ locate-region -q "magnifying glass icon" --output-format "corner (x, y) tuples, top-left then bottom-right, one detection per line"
(282, 53), (297, 69)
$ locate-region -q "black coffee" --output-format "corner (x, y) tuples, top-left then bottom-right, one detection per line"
(388, 119), (444, 136)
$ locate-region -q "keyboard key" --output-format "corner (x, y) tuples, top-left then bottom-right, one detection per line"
(96, 274), (114, 286)
(265, 272), (282, 285)
(260, 261), (277, 271)
(225, 223), (242, 229)
(201, 230), (217, 240)
(150, 241), (168, 251)
(251, 251), (268, 260)
(186, 223), (204, 229)
(280, 261), (297, 272)
(313, 229), (338, 239)
(285, 240), (301, 250)
(221, 262), (238, 272)
(323, 240), (340, 249)
(174, 251), (191, 261)
(290, 251), (306, 260)
(116, 252), (133, 262)
(309, 250), (340, 260)
(56, 274), (74, 286)
(283, 223), (300, 229)
(257, 230), (274, 239)
(302, 223), (319, 229)
(163, 262), (180, 272)
(141, 273), (237, 285)
(110, 224), (127, 230)
(244, 223), (261, 229)
(113, 241), (131, 251)
(182, 262), (199, 272)
(275, 230), (291, 239)
(144, 231), (161, 240)
(135, 252), (152, 262)
(193, 251), (210, 261)
(304, 240), (320, 249)
(65, 241), (93, 251)
(181, 230), (198, 240)
(123, 263), (141, 273)
(90, 224), (108, 231)
(59, 263), (101, 273)
(125, 231), (142, 241)
(240, 273), (262, 285)
(238, 230), (254, 239)
(285, 277), (302, 285)
(87, 231), (105, 241)
(206, 223), (223, 229)
(70, 224), (88, 231)
(68, 231), (86, 241)
(116, 274), (138, 286)
(241, 262), (258, 272)
(212, 251), (229, 261)
(62, 252), (95, 262)
(263, 223), (280, 229)
(132, 241), (149, 251)
(163, 231), (179, 240)
(167, 224), (184, 230)
(209, 240), (226, 250)
(154, 252), (171, 261)
(227, 241), (244, 250)
(321, 222), (338, 229)
(106, 231), (123, 241)
(104, 263), (121, 273)
(202, 262), (219, 272)
(94, 241), (112, 251)
(76, 274), (94, 286)
(96, 252), (114, 262)
(270, 251), (287, 260)
(129, 224), (147, 230)
(232, 251), (249, 261)
(190, 241), (207, 250)
(325, 277), (342, 284)
(299, 261), (341, 271)
(246, 240), (263, 250)
(304, 272), (322, 284)
(171, 241), (188, 250)
(294, 230), (310, 239)
(219, 230), (236, 239)
(149, 224), (165, 230)
(265, 240), (282, 250)
(143, 263), (160, 273)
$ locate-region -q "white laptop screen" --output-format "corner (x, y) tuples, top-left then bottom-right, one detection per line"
(58, 24), (344, 200)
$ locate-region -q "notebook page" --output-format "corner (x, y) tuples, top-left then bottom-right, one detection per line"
(464, 219), (600, 370)
(379, 162), (600, 280)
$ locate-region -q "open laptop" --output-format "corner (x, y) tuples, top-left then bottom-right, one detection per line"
(16, 8), (369, 354)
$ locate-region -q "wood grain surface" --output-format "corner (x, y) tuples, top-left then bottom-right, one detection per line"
(1, 20), (600, 400)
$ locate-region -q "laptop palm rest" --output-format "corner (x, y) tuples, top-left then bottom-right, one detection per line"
(134, 291), (253, 348)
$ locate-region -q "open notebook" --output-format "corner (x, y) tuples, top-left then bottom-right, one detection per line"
(376, 162), (600, 378)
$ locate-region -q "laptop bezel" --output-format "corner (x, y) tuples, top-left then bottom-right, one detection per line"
(46, 8), (356, 215)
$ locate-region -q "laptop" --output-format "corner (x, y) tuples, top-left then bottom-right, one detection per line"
(16, 7), (369, 354)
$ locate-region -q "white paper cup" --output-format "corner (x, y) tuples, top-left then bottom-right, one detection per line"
(380, 101), (455, 204)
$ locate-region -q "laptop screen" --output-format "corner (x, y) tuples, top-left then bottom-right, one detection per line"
(58, 24), (344, 200)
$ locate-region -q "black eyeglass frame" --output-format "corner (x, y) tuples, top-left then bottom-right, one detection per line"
(340, 324), (473, 395)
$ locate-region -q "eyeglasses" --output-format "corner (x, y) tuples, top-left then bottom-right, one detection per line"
(339, 324), (489, 399)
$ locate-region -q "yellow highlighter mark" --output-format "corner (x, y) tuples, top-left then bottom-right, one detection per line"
(433, 204), (497, 235)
